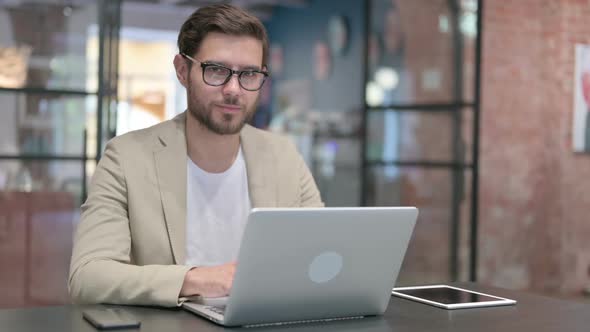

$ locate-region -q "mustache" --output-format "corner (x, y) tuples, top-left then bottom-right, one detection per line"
(222, 96), (240, 106)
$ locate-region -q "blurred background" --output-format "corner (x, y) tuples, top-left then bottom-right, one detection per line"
(1, 0), (589, 308)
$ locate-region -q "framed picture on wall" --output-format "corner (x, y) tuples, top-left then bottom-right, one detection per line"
(572, 44), (590, 153)
(0, 45), (31, 89)
(313, 41), (331, 81)
(270, 44), (284, 76)
(327, 15), (349, 57)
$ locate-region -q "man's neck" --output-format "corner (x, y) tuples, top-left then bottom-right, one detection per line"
(186, 114), (240, 173)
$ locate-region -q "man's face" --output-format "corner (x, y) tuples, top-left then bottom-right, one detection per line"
(186, 32), (264, 135)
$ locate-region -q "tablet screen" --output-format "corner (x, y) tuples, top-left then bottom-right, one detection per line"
(394, 286), (502, 304)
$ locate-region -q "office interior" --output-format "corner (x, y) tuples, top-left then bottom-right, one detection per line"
(0, 0), (589, 309)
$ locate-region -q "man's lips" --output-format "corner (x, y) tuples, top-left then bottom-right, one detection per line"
(214, 104), (242, 113)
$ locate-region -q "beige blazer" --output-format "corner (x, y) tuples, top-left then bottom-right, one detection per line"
(68, 112), (323, 307)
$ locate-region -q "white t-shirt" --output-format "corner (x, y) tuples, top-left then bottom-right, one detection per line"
(185, 147), (251, 266)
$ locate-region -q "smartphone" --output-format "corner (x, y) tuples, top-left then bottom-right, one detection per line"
(82, 307), (141, 330)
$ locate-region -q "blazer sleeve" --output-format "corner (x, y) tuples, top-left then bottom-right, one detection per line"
(296, 151), (325, 208)
(68, 140), (191, 307)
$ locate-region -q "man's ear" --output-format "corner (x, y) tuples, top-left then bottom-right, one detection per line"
(173, 54), (189, 88)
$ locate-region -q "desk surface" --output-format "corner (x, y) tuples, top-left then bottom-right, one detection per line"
(1, 283), (589, 332)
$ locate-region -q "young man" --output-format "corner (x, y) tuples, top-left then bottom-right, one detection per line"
(69, 4), (323, 307)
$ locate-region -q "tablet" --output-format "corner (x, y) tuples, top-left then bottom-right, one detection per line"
(391, 285), (517, 309)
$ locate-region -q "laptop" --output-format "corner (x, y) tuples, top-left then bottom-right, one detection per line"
(182, 207), (418, 327)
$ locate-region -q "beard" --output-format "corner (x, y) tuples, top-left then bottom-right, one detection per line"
(187, 77), (257, 135)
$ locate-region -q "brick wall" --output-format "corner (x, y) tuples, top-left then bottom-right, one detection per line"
(480, 0), (590, 294)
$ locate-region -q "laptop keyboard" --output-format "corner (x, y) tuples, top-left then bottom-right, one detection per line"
(206, 306), (226, 315)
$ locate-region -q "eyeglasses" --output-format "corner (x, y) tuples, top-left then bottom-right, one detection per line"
(181, 53), (269, 91)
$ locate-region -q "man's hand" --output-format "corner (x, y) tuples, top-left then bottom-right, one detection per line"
(180, 262), (236, 298)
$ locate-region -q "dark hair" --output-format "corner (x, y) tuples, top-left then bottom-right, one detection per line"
(178, 4), (269, 67)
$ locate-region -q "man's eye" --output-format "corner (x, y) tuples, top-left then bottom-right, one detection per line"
(209, 66), (226, 73)
(242, 71), (256, 78)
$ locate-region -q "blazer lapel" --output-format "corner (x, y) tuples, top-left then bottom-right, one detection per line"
(154, 113), (187, 264)
(241, 125), (277, 207)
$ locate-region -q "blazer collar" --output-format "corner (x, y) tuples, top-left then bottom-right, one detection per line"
(240, 125), (277, 208)
(154, 113), (187, 264)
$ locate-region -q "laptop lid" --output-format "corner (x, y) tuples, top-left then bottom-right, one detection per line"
(221, 207), (418, 326)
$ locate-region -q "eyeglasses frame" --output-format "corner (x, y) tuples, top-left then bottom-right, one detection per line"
(181, 53), (269, 91)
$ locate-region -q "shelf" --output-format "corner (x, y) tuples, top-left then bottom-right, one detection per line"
(364, 160), (473, 169)
(0, 155), (95, 161)
(0, 87), (96, 96)
(366, 102), (475, 112)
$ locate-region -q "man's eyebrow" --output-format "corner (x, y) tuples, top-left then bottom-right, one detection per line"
(241, 65), (262, 71)
(204, 60), (261, 71)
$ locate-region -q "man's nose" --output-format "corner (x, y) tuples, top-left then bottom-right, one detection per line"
(222, 74), (242, 95)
